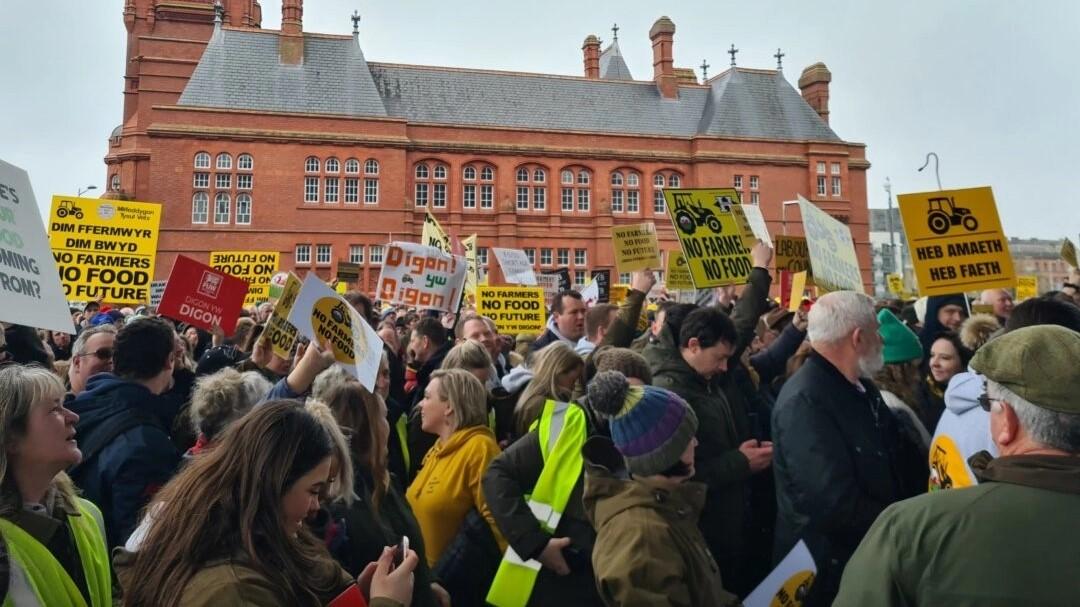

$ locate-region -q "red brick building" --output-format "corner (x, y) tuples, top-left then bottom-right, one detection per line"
(104, 0), (871, 294)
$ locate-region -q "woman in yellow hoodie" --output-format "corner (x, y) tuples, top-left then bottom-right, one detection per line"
(407, 368), (505, 568)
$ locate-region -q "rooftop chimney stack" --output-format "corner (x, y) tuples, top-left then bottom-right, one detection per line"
(280, 0), (303, 64)
(583, 35), (600, 79)
(649, 16), (677, 99)
(799, 62), (832, 124)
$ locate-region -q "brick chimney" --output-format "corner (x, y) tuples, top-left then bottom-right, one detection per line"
(280, 0), (303, 65)
(649, 16), (677, 99)
(798, 62), (832, 124)
(583, 35), (600, 79)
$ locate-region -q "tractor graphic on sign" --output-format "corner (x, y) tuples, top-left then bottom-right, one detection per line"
(672, 193), (723, 236)
(926, 196), (978, 235)
(56, 200), (84, 220)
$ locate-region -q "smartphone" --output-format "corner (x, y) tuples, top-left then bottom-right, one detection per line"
(393, 535), (409, 568)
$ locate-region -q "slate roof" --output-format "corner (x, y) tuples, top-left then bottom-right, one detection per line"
(177, 28), (841, 142)
(177, 27), (387, 117)
(599, 41), (633, 80)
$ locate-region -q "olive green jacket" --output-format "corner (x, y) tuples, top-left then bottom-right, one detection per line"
(835, 452), (1080, 607)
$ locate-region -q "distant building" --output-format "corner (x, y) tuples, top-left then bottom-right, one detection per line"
(104, 0), (872, 294)
(868, 207), (911, 297)
(1010, 238), (1071, 293)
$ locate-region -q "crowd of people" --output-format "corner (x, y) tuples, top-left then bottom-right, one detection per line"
(1, 256), (1078, 606)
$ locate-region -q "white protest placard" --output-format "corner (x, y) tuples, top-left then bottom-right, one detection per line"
(149, 280), (166, 307)
(492, 247), (538, 285)
(375, 242), (467, 312)
(0, 159), (75, 333)
(580, 277), (600, 306)
(537, 273), (560, 303)
(287, 274), (383, 392)
(739, 204), (773, 248)
(743, 540), (816, 607)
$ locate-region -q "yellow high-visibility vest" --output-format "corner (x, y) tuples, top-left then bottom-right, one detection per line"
(486, 400), (587, 607)
(0, 498), (112, 607)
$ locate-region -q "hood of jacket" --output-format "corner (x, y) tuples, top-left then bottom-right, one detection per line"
(430, 425), (497, 459)
(69, 373), (157, 438)
(500, 364), (533, 393)
(944, 370), (983, 415)
(582, 436), (706, 530)
(919, 294), (968, 354)
(641, 324), (680, 374)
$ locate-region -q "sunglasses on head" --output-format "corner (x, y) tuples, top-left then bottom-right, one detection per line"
(978, 393), (998, 412)
(79, 347), (114, 361)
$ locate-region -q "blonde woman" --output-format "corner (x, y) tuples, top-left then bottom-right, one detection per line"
(408, 369), (505, 604)
(0, 364), (112, 606)
(513, 342), (583, 436)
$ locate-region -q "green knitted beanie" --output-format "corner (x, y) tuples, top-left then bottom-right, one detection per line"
(877, 309), (922, 364)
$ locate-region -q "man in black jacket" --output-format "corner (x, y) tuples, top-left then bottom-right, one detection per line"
(406, 317), (452, 476)
(772, 291), (923, 607)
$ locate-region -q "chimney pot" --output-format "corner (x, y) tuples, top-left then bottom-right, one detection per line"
(798, 62), (832, 124)
(583, 35), (600, 79)
(649, 16), (677, 99)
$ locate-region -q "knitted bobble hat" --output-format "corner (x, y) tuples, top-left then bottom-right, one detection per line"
(877, 309), (922, 364)
(587, 371), (698, 477)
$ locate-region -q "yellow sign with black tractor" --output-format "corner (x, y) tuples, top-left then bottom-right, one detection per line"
(662, 189), (756, 289)
(897, 187), (1014, 296)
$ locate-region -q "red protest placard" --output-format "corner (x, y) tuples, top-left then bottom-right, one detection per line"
(157, 255), (248, 333)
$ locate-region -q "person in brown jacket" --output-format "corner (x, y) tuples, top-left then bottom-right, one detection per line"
(115, 401), (416, 607)
(584, 371), (741, 607)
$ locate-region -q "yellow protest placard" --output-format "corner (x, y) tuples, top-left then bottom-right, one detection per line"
(476, 286), (546, 335)
(422, 210), (452, 254)
(774, 235), (814, 284)
(611, 222), (660, 273)
(1062, 238), (1078, 269)
(665, 250), (695, 290)
(209, 251), (279, 307)
(265, 273), (302, 359)
(797, 196), (864, 293)
(1016, 275), (1038, 301)
(609, 284), (629, 305)
(788, 271), (807, 312)
(887, 273), (904, 296)
(463, 234), (479, 296)
(897, 187), (1014, 296)
(663, 189), (755, 288)
(48, 196), (161, 304)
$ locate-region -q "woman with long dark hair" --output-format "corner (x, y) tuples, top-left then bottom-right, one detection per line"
(119, 400), (417, 607)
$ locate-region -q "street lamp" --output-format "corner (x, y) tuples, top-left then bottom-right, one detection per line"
(780, 200), (800, 235)
(917, 152), (942, 190)
(77, 185), (97, 197)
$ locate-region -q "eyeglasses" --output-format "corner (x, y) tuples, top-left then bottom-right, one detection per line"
(78, 347), (114, 361)
(978, 393), (999, 412)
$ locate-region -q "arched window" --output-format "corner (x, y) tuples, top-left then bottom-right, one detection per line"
(668, 174), (681, 187)
(345, 158), (360, 174)
(464, 166), (477, 180)
(236, 194), (252, 224)
(325, 158), (340, 174)
(191, 192), (209, 224)
(414, 162), (447, 208)
(481, 166), (494, 181)
(237, 154), (253, 170)
(515, 164), (547, 212)
(213, 192), (230, 224)
(560, 167), (591, 213)
(610, 169), (640, 214)
(305, 157), (320, 173)
(110, 174), (121, 192)
(364, 159), (379, 175)
(194, 152), (211, 169)
(216, 153), (232, 170)
(653, 171), (683, 214)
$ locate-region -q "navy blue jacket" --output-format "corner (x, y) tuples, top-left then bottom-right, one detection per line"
(68, 373), (181, 549)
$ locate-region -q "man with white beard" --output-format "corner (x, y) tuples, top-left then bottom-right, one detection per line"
(770, 291), (925, 607)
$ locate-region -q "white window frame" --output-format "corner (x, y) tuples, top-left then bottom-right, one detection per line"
(832, 176), (842, 197)
(324, 177), (339, 204)
(653, 189), (665, 214)
(611, 172), (624, 186)
(816, 161), (826, 174)
(214, 192), (230, 224)
(831, 162), (841, 175)
(194, 152), (211, 169)
(464, 166), (477, 181)
(574, 270), (587, 286)
(751, 192), (760, 205)
(433, 183), (447, 208)
(463, 184), (476, 209)
(306, 157), (320, 173)
(349, 245), (365, 264)
(365, 159), (379, 175)
(237, 154), (253, 170)
(575, 249), (587, 266)
(325, 158), (341, 174)
(734, 175), (743, 189)
(557, 249), (569, 266)
(305, 177), (319, 203)
(216, 173), (231, 189)
(237, 174), (252, 190)
(415, 164), (429, 179)
(534, 168), (546, 183)
(415, 183), (428, 207)
(540, 248), (552, 266)
(110, 174), (121, 191)
(517, 168), (529, 182)
(344, 178), (359, 204)
(516, 186), (529, 211)
(434, 165), (447, 180)
(577, 170), (590, 185)
(315, 244), (331, 265)
(480, 166), (494, 181)
(627, 173), (640, 187)
(369, 245), (384, 264)
(612, 189), (624, 213)
(561, 188), (573, 212)
(296, 244), (311, 265)
(191, 192), (209, 224)
(525, 249), (535, 265)
(817, 175), (827, 197)
(668, 174), (681, 187)
(193, 173), (209, 188)
(478, 247), (489, 266)
(236, 193), (252, 225)
(750, 175), (759, 190)
(216, 153), (232, 170)
(345, 158), (360, 174)
(561, 170), (573, 185)
(533, 186), (546, 210)
(577, 188), (590, 212)
(627, 190), (640, 213)
(480, 185), (493, 209)
(364, 178), (378, 204)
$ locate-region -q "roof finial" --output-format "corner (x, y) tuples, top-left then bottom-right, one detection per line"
(774, 48), (785, 71)
(700, 59), (710, 81)
(728, 44), (739, 67)
(213, 0), (223, 28)
(351, 10), (361, 36)
(612, 23), (619, 42)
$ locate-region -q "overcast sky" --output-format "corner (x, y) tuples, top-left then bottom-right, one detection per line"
(2, 0), (1076, 240)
